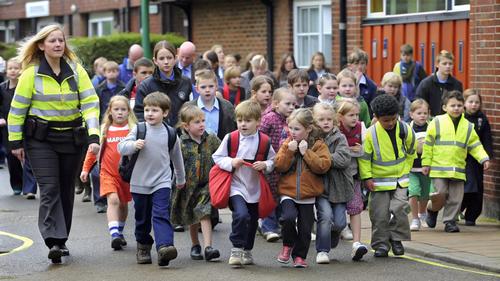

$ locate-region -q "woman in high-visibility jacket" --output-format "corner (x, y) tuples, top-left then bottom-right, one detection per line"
(7, 24), (100, 263)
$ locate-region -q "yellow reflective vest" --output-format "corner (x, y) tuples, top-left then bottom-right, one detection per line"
(421, 113), (489, 181)
(8, 61), (100, 145)
(359, 121), (417, 191)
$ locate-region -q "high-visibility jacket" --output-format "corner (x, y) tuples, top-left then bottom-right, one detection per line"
(421, 113), (489, 181)
(359, 121), (416, 191)
(8, 60), (100, 148)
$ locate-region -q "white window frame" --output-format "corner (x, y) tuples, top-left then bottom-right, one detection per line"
(293, 0), (332, 68)
(0, 21), (15, 43)
(88, 12), (114, 37)
(367, 0), (470, 18)
(453, 0), (470, 11)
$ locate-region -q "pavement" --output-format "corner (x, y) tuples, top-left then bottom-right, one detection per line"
(359, 211), (500, 273)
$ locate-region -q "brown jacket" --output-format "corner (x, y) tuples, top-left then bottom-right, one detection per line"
(275, 138), (331, 200)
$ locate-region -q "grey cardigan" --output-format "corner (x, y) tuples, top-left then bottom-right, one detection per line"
(321, 128), (354, 203)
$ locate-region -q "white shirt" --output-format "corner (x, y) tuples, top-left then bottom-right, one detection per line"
(212, 131), (275, 203)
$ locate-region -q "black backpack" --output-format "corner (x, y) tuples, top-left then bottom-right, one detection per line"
(119, 121), (177, 183)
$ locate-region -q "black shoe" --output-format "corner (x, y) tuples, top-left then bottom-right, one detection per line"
(173, 225), (185, 232)
(465, 220), (476, 226)
(390, 240), (404, 256)
(204, 246), (220, 261)
(82, 194), (91, 202)
(330, 229), (341, 249)
(95, 203), (107, 213)
(48, 245), (63, 263)
(444, 221), (460, 233)
(374, 247), (389, 258)
(426, 209), (438, 228)
(60, 244), (70, 256)
(190, 244), (203, 260)
(120, 236), (127, 246)
(157, 246), (177, 266)
(75, 185), (84, 195)
(111, 237), (123, 250)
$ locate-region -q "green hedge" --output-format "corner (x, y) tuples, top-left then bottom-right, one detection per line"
(0, 42), (17, 60)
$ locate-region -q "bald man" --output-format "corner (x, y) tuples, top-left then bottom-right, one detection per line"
(118, 44), (144, 84)
(177, 41), (196, 79)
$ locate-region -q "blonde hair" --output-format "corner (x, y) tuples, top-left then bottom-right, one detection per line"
(101, 95), (137, 144)
(410, 98), (429, 113)
(436, 50), (454, 64)
(18, 24), (79, 70)
(223, 66), (241, 83)
(195, 69), (217, 85)
(272, 87), (293, 104)
(335, 98), (360, 116)
(347, 48), (369, 64)
(103, 61), (119, 72)
(250, 55), (268, 70)
(463, 88), (482, 110)
(235, 100), (262, 121)
(6, 56), (21, 68)
(177, 104), (205, 129)
(288, 108), (321, 142)
(93, 57), (107, 71)
(313, 103), (338, 127)
(317, 73), (337, 87)
(381, 72), (402, 88)
(336, 68), (358, 95)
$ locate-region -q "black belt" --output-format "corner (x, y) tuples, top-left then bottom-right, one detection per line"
(28, 116), (83, 128)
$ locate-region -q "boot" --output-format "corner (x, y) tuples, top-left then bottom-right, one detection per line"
(136, 243), (152, 264)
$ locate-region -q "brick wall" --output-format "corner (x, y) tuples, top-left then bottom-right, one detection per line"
(469, 0), (500, 219)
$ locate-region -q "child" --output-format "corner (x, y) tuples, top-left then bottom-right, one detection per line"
(416, 50), (463, 117)
(96, 61), (126, 122)
(171, 104), (221, 261)
(223, 66), (246, 106)
(91, 57), (107, 88)
(312, 103), (353, 264)
(288, 69), (319, 109)
(224, 54), (239, 71)
(335, 98), (369, 260)
(347, 48), (377, 107)
(460, 89), (493, 226)
(336, 69), (371, 127)
(250, 75), (274, 114)
(118, 91), (186, 266)
(241, 55), (278, 96)
(359, 94), (416, 257)
(423, 91), (490, 233)
(393, 44), (427, 102)
(206, 51), (224, 90)
(259, 88), (297, 242)
(275, 108), (331, 268)
(119, 57), (155, 109)
(275, 53), (297, 88)
(81, 95), (137, 250)
(408, 99), (432, 231)
(379, 72), (411, 122)
(316, 73), (338, 104)
(307, 52), (331, 97)
(213, 100), (276, 266)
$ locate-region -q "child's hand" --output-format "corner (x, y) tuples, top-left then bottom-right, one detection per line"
(349, 143), (362, 153)
(421, 166), (430, 176)
(231, 158), (245, 168)
(483, 160), (491, 171)
(0, 118), (6, 127)
(288, 140), (298, 152)
(135, 139), (145, 150)
(89, 143), (100, 155)
(80, 171), (89, 183)
(176, 183), (185, 189)
(299, 140), (308, 155)
(252, 161), (267, 171)
(365, 179), (375, 191)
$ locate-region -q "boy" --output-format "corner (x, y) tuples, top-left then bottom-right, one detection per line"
(288, 69), (318, 108)
(422, 90), (490, 233)
(118, 92), (186, 266)
(347, 48), (377, 108)
(188, 69), (237, 141)
(119, 58), (155, 109)
(91, 57), (107, 88)
(96, 61), (125, 122)
(213, 100), (275, 266)
(223, 66), (246, 106)
(359, 94), (416, 258)
(393, 44), (427, 102)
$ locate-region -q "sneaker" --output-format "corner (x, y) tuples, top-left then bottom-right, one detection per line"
(204, 246), (220, 261)
(351, 242), (368, 261)
(82, 194), (91, 202)
(264, 232), (280, 242)
(95, 203), (107, 213)
(277, 245), (292, 263)
(410, 218), (421, 231)
(157, 245), (178, 266)
(241, 250), (254, 265)
(418, 213), (428, 227)
(293, 257), (308, 268)
(173, 225), (185, 232)
(228, 248), (243, 266)
(426, 209), (438, 228)
(190, 244), (203, 260)
(444, 221), (460, 233)
(13, 189), (22, 196)
(316, 252), (330, 264)
(25, 193), (36, 200)
(111, 236), (123, 250)
(136, 243), (152, 264)
(341, 225), (353, 240)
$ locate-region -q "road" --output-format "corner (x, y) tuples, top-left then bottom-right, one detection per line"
(0, 167), (498, 281)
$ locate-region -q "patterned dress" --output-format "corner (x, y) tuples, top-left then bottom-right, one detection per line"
(171, 131), (221, 225)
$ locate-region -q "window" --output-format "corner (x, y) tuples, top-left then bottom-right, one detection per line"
(294, 1), (331, 68)
(368, 0), (469, 17)
(0, 21), (15, 43)
(88, 12), (114, 37)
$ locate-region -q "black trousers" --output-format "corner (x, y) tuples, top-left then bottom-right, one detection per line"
(6, 151), (23, 191)
(25, 130), (82, 248)
(461, 191), (483, 223)
(280, 199), (314, 259)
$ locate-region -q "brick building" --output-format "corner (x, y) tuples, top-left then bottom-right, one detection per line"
(0, 0), (498, 218)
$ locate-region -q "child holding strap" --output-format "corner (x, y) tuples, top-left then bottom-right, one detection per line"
(275, 108), (331, 268)
(316, 73), (338, 105)
(81, 95), (136, 250)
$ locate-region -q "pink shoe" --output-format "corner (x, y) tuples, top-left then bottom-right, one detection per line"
(277, 245), (292, 263)
(293, 257), (308, 268)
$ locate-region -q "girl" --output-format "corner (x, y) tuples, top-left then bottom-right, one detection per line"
(379, 72), (411, 122)
(171, 104), (222, 261)
(81, 95), (137, 250)
(259, 88), (297, 242)
(135, 40), (191, 126)
(275, 53), (298, 88)
(408, 99), (432, 231)
(250, 75), (274, 114)
(241, 55), (278, 96)
(335, 99), (369, 261)
(275, 108), (331, 268)
(223, 66), (245, 106)
(307, 52), (331, 97)
(312, 103), (353, 264)
(336, 69), (371, 127)
(316, 73), (338, 104)
(461, 89), (493, 226)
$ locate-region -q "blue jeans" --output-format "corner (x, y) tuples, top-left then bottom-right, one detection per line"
(90, 165), (106, 206)
(132, 188), (173, 250)
(261, 205), (281, 233)
(315, 197), (347, 253)
(229, 195), (259, 250)
(22, 157), (37, 194)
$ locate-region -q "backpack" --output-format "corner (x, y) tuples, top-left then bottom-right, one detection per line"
(119, 121), (177, 183)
